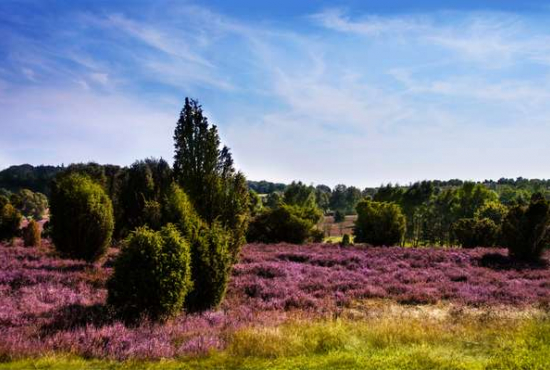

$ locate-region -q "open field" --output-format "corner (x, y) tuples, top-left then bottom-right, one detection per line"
(0, 241), (549, 369)
(321, 215), (357, 238)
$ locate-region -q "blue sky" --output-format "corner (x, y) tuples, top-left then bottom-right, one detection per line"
(1, 0), (550, 187)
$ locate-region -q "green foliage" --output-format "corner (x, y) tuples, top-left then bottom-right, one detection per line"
(142, 199), (163, 230)
(107, 225), (192, 322)
(340, 233), (351, 247)
(163, 183), (232, 312)
(248, 190), (263, 217)
(247, 180), (286, 194)
(314, 190), (330, 213)
(0, 195), (8, 209)
(309, 228), (324, 243)
(426, 188), (459, 245)
(354, 199), (406, 246)
(265, 192), (283, 208)
(10, 189), (48, 220)
(0, 202), (22, 241)
(329, 184), (347, 211)
(0, 164), (62, 195)
(333, 209), (345, 223)
(329, 184), (362, 214)
(63, 162), (123, 200)
(186, 222), (232, 312)
(475, 201), (508, 226)
(0, 188), (11, 198)
(452, 218), (499, 248)
(283, 181), (317, 209)
(173, 98), (249, 261)
(50, 174), (114, 262)
(22, 219), (41, 247)
(373, 183), (404, 203)
(502, 194), (550, 261)
(401, 181), (435, 245)
(453, 182), (498, 219)
(247, 204), (321, 244)
(115, 158), (173, 238)
(162, 183), (203, 238)
(498, 185), (532, 206)
(64, 163), (108, 190)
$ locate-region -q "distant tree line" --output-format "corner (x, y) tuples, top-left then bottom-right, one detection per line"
(3, 163), (550, 218)
(0, 164), (63, 195)
(247, 180), (286, 194)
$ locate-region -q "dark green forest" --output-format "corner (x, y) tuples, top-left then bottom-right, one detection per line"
(3, 162), (550, 249)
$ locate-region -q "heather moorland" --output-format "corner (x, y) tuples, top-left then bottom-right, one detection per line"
(1, 240), (548, 369)
(2, 2), (550, 368)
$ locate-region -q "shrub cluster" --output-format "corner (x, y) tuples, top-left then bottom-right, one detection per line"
(107, 225), (192, 322)
(340, 234), (352, 247)
(22, 219), (41, 247)
(502, 194), (550, 261)
(50, 174), (114, 262)
(25, 99), (250, 322)
(0, 198), (22, 242)
(114, 158), (173, 238)
(333, 210), (345, 223)
(474, 201), (508, 226)
(163, 183), (232, 311)
(247, 204), (322, 244)
(185, 222), (232, 312)
(9, 189), (48, 220)
(452, 218), (499, 248)
(354, 199), (406, 246)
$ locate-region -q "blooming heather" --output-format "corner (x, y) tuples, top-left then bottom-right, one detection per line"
(0, 241), (548, 360)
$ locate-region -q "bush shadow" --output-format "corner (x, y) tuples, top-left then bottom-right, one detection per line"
(479, 252), (548, 270)
(40, 303), (115, 335)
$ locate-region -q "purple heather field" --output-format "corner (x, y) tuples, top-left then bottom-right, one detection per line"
(0, 241), (549, 360)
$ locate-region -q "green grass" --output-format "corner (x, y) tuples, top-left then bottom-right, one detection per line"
(323, 235), (355, 244)
(2, 314), (549, 370)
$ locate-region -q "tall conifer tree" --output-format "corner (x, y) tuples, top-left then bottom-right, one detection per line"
(173, 98), (249, 260)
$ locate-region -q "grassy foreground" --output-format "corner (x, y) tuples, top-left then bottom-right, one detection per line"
(2, 312), (549, 370)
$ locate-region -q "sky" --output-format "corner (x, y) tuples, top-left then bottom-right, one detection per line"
(1, 0), (550, 187)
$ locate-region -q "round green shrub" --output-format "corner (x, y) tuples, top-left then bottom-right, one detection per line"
(107, 224), (193, 322)
(475, 201), (508, 226)
(502, 194), (550, 261)
(186, 222), (232, 312)
(247, 205), (318, 244)
(341, 234), (351, 247)
(23, 219), (41, 247)
(354, 199), (406, 246)
(50, 174), (114, 262)
(11, 189), (48, 220)
(0, 202), (22, 242)
(452, 217), (499, 248)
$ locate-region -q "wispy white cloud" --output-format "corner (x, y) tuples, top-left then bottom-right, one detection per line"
(313, 8), (550, 68)
(2, 2), (550, 186)
(89, 72), (109, 86)
(21, 67), (37, 82)
(102, 13), (215, 68)
(311, 8), (429, 36)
